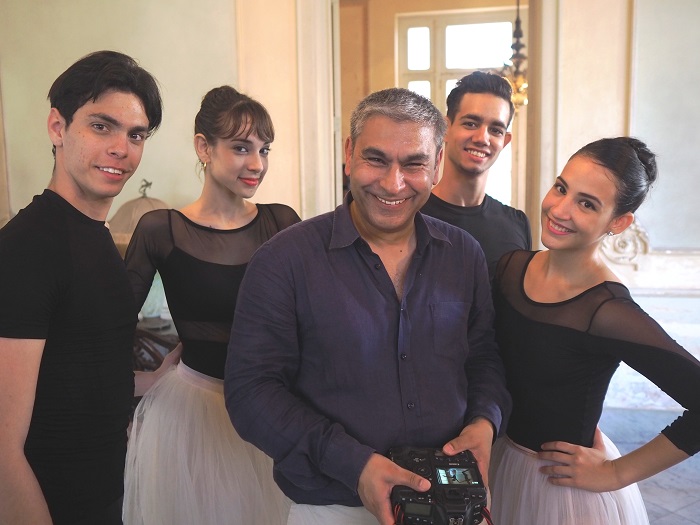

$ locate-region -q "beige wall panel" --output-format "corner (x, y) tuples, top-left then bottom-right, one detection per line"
(555, 0), (631, 172)
(235, 0), (301, 211)
(0, 0), (303, 216)
(339, 0), (369, 143)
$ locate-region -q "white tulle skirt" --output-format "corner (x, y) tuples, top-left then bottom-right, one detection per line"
(123, 363), (291, 525)
(488, 434), (649, 525)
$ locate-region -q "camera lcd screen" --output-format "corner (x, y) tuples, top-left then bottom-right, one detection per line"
(404, 502), (432, 517)
(436, 467), (479, 485)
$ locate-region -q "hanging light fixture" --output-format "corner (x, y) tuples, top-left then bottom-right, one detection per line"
(500, 0), (528, 108)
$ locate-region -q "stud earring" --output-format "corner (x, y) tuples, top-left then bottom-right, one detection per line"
(607, 231), (614, 236)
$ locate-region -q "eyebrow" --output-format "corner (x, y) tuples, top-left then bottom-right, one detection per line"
(459, 113), (507, 130)
(361, 147), (431, 164)
(401, 152), (431, 163)
(89, 112), (149, 135)
(360, 147), (388, 160)
(229, 137), (270, 145)
(557, 176), (604, 207)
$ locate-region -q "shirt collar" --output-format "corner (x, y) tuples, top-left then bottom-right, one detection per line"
(329, 192), (452, 253)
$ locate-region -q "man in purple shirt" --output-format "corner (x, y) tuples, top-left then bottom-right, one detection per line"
(225, 88), (511, 525)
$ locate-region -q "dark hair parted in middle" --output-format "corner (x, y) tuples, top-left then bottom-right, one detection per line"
(194, 86), (274, 145)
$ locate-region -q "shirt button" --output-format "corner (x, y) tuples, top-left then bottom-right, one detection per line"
(400, 353), (408, 360)
(374, 263), (382, 270)
(407, 402), (415, 409)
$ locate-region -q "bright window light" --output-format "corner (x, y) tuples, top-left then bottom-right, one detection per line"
(445, 22), (512, 69)
(407, 27), (430, 70)
(408, 80), (431, 99)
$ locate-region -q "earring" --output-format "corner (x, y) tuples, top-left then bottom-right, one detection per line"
(607, 231), (614, 236)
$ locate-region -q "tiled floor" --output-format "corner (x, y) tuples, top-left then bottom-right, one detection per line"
(601, 294), (700, 524)
(600, 408), (700, 525)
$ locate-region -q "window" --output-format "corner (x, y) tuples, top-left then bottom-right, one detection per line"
(397, 8), (528, 207)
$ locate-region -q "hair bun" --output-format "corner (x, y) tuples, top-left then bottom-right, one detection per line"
(625, 137), (658, 186)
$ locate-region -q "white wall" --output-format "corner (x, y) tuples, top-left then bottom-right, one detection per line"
(0, 0), (320, 218)
(630, 0), (700, 250)
(528, 0), (700, 292)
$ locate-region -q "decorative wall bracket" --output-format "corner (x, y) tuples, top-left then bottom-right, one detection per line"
(600, 220), (650, 270)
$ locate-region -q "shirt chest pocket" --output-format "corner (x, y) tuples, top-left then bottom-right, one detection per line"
(431, 302), (471, 362)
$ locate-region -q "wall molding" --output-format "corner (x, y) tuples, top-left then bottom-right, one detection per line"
(297, 0), (341, 218)
(605, 220), (700, 293)
(0, 78), (10, 228)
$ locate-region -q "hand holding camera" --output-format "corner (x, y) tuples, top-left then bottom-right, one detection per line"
(388, 447), (492, 525)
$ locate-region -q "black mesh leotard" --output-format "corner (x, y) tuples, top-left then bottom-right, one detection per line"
(493, 250), (700, 455)
(125, 205), (301, 379)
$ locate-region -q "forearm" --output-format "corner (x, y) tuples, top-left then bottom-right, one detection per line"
(0, 454), (52, 525)
(0, 338), (50, 524)
(612, 433), (689, 489)
(228, 377), (373, 492)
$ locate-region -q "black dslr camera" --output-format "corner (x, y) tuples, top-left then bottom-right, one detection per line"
(388, 447), (487, 525)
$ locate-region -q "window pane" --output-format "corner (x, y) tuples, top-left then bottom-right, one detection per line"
(446, 79), (458, 98)
(408, 81), (431, 100)
(445, 22), (513, 69)
(407, 27), (430, 70)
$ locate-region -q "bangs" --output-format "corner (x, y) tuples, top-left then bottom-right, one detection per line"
(216, 101), (274, 143)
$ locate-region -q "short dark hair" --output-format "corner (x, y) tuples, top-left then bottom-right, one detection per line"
(573, 137), (658, 216)
(194, 86), (274, 145)
(445, 71), (515, 125)
(48, 50), (163, 134)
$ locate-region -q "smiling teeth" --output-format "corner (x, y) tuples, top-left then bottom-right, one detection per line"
(100, 167), (123, 174)
(467, 149), (486, 158)
(377, 197), (405, 206)
(549, 220), (573, 233)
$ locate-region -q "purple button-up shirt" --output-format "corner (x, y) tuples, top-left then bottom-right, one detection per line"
(225, 194), (511, 506)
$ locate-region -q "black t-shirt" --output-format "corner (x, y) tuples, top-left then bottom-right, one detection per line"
(421, 193), (531, 277)
(0, 190), (136, 524)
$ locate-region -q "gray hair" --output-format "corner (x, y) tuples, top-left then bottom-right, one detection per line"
(349, 88), (446, 157)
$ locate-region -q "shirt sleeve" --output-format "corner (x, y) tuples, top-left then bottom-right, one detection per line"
(463, 250), (512, 436)
(594, 299), (700, 455)
(269, 203), (302, 230)
(124, 211), (170, 310)
(225, 240), (375, 496)
(0, 225), (65, 339)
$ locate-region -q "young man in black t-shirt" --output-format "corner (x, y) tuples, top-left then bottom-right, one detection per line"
(422, 72), (531, 277)
(0, 51), (162, 525)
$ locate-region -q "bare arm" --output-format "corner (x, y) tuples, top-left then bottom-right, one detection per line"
(0, 337), (53, 525)
(539, 430), (689, 492)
